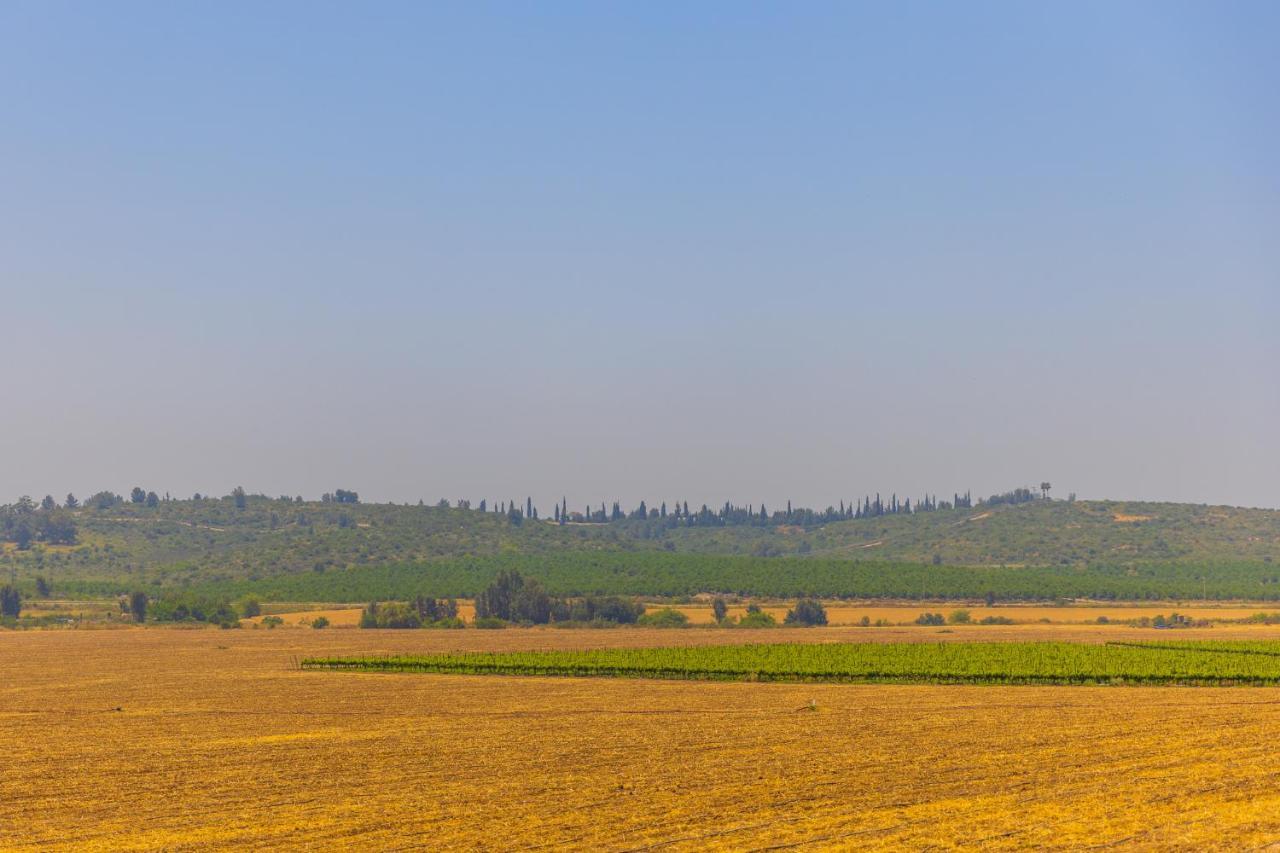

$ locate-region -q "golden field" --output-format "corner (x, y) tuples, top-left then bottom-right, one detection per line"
(657, 601), (1277, 626)
(235, 599), (1280, 629)
(6, 628), (1280, 849)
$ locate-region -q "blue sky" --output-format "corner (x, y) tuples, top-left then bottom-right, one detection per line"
(2, 1), (1277, 509)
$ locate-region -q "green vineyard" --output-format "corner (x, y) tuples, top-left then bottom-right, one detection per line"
(303, 640), (1280, 686)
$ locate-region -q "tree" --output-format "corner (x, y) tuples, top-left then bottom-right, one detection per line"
(35, 576), (51, 598)
(784, 599), (828, 626)
(232, 486), (247, 509)
(64, 493), (79, 509)
(411, 595), (458, 623)
(1, 585), (21, 618)
(129, 591), (148, 623)
(145, 491), (160, 508)
(512, 578), (553, 624)
(13, 521), (33, 551)
(712, 597), (728, 623)
(131, 487), (146, 504)
(38, 512), (77, 545)
(1040, 482), (1052, 500)
(474, 570), (525, 621)
(40, 495), (56, 511)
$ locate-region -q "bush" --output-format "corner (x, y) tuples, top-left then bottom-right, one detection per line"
(566, 595), (646, 625)
(637, 608), (690, 628)
(473, 616), (506, 629)
(915, 612), (945, 626)
(948, 609), (971, 625)
(359, 601), (421, 629)
(737, 610), (777, 628)
(978, 615), (1015, 625)
(311, 616), (329, 629)
(784, 599), (828, 626)
(149, 594), (236, 626)
(262, 615), (284, 628)
(237, 597), (262, 618)
(427, 616), (466, 629)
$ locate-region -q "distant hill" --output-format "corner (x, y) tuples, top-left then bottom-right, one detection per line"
(2, 494), (1278, 598)
(658, 499), (1280, 565)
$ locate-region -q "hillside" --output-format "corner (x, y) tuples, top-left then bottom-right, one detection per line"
(660, 499), (1280, 564)
(2, 494), (1278, 600)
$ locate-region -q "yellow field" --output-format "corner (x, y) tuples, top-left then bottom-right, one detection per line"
(242, 602), (479, 627)
(240, 599), (1278, 629)
(652, 600), (1274, 626)
(242, 606), (366, 627)
(6, 628), (1280, 849)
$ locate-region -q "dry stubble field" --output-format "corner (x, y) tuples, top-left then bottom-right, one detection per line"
(6, 627), (1280, 850)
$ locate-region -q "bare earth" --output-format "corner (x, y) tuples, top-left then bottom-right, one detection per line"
(5, 628), (1280, 850)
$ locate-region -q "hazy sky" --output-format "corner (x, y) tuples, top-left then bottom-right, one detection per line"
(3, 2), (1277, 510)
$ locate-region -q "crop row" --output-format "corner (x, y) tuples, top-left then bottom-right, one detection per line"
(302, 640), (1280, 686)
(184, 552), (1280, 603)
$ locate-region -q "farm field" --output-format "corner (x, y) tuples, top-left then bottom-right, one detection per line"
(653, 601), (1277, 626)
(305, 639), (1280, 685)
(229, 600), (1280, 630)
(6, 629), (1280, 849)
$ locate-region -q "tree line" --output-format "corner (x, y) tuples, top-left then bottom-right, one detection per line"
(460, 486), (1052, 529)
(472, 570), (646, 625)
(2, 479), (1049, 532)
(0, 482), (1049, 549)
(0, 496), (78, 549)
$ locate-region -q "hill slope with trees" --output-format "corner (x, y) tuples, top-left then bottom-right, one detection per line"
(2, 489), (1277, 600)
